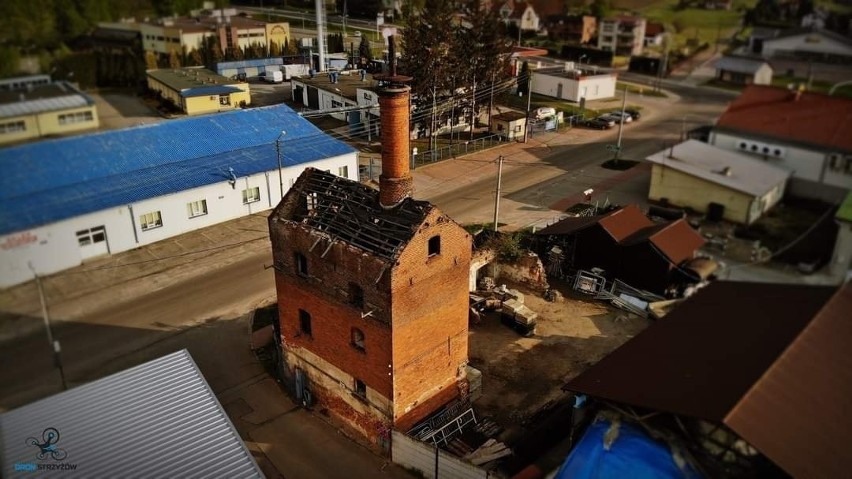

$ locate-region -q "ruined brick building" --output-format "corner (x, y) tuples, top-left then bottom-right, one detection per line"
(267, 80), (473, 448)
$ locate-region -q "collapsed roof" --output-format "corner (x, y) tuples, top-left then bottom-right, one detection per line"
(272, 168), (433, 262)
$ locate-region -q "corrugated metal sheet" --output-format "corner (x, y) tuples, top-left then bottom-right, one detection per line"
(0, 350), (263, 478)
(648, 220), (705, 265)
(0, 95), (92, 118)
(0, 104), (355, 235)
(724, 283), (852, 479)
(564, 281), (836, 421)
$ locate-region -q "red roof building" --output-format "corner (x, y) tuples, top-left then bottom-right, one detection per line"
(709, 85), (852, 201)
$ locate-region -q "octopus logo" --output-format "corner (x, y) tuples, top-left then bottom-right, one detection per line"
(26, 427), (68, 461)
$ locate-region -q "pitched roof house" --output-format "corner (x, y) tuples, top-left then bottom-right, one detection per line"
(709, 85), (852, 201)
(536, 205), (705, 294)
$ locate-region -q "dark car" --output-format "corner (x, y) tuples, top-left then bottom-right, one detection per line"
(625, 108), (641, 120)
(582, 118), (611, 130)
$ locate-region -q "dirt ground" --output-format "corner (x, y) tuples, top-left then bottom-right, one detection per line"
(468, 279), (651, 430)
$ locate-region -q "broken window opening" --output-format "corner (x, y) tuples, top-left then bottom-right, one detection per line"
(299, 309), (312, 337)
(351, 327), (366, 352)
(354, 378), (367, 397)
(428, 235), (441, 257)
(348, 282), (364, 308)
(295, 252), (308, 277)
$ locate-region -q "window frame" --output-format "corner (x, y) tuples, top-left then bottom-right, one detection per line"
(242, 186), (261, 204)
(354, 379), (367, 398)
(187, 199), (208, 218)
(139, 211), (163, 231)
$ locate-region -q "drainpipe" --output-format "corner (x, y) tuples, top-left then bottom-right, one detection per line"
(128, 204), (139, 244)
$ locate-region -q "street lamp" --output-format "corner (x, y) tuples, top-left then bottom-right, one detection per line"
(578, 54), (587, 67)
(275, 130), (286, 200)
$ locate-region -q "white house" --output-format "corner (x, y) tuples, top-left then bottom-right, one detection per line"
(751, 27), (852, 62)
(532, 67), (617, 102)
(709, 85), (852, 202)
(500, 1), (540, 32)
(714, 55), (774, 85)
(0, 104), (357, 288)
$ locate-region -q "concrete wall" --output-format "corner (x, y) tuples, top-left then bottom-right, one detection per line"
(648, 164), (755, 224)
(391, 209), (472, 429)
(1, 153), (357, 288)
(391, 431), (488, 479)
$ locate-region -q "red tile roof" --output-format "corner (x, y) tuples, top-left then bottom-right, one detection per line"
(598, 204), (653, 241)
(623, 220), (705, 265)
(716, 85), (852, 152)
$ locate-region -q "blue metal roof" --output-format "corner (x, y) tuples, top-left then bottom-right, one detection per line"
(182, 85), (243, 98)
(0, 104), (355, 235)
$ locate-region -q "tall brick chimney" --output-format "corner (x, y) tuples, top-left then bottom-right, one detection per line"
(376, 35), (413, 208)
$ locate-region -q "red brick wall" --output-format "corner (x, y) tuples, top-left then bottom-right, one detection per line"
(378, 86), (413, 207)
(390, 210), (472, 425)
(270, 223), (394, 398)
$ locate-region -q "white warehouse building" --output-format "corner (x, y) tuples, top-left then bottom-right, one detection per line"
(0, 104), (357, 288)
(532, 68), (617, 102)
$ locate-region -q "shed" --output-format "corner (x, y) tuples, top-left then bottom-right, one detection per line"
(0, 350), (263, 478)
(714, 55), (774, 85)
(563, 281), (850, 479)
(646, 140), (790, 224)
(490, 111), (527, 140)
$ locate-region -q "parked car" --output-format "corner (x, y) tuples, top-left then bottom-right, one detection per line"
(602, 112), (633, 123)
(534, 107), (556, 119)
(596, 116), (617, 128)
(582, 118), (612, 130)
(625, 108), (641, 120)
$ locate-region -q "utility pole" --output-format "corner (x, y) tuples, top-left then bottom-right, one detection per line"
(470, 75), (477, 141)
(488, 70), (495, 131)
(276, 130), (286, 199)
(614, 86), (627, 161)
(523, 71), (532, 143)
(30, 263), (67, 391)
(493, 155), (504, 232)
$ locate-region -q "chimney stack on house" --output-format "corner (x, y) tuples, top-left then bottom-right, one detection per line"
(376, 35), (413, 208)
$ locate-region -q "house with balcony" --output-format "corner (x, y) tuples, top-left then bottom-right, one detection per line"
(597, 16), (647, 56)
(543, 15), (597, 44)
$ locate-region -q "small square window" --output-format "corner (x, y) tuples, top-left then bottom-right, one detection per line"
(338, 165), (349, 178)
(187, 199), (208, 218)
(428, 235), (441, 257)
(139, 211), (163, 231)
(354, 379), (366, 397)
(299, 309), (312, 336)
(295, 252), (308, 276)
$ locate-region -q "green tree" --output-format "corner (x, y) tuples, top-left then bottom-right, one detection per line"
(358, 35), (373, 63)
(0, 46), (22, 77)
(168, 49), (181, 68)
(145, 51), (159, 70)
(590, 0), (610, 20)
(270, 41), (281, 57)
(188, 48), (203, 66)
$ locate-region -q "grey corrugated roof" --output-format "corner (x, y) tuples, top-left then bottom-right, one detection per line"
(0, 350), (262, 478)
(0, 81), (95, 119)
(645, 140), (790, 197)
(714, 55), (771, 75)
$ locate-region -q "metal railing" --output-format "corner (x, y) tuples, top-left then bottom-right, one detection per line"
(412, 134), (506, 167)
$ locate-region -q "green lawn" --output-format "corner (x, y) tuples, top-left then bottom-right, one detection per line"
(631, 0), (755, 52)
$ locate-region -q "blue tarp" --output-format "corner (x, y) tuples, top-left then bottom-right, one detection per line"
(554, 417), (702, 479)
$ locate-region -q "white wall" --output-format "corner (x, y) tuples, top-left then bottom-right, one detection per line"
(391, 431), (488, 479)
(711, 130), (851, 201)
(0, 153), (358, 288)
(532, 72), (616, 102)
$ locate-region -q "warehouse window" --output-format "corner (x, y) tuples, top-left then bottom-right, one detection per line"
(187, 199), (208, 218)
(76, 226), (106, 246)
(242, 186), (260, 204)
(0, 121), (26, 134)
(139, 211), (162, 231)
(58, 111), (93, 125)
(338, 165), (349, 178)
(219, 94), (230, 106)
(299, 309), (312, 336)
